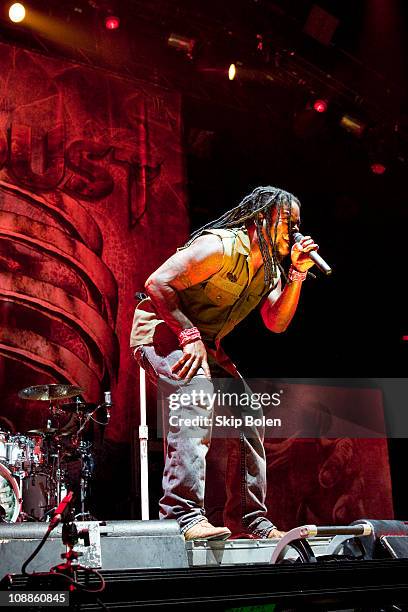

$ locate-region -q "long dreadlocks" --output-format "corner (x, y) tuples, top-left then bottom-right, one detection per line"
(186, 186), (300, 286)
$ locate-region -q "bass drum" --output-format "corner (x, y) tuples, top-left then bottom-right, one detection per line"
(0, 463), (21, 522)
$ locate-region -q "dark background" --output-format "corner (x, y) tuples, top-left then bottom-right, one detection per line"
(184, 95), (406, 380)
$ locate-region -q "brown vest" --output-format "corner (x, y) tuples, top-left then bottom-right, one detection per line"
(130, 228), (278, 353)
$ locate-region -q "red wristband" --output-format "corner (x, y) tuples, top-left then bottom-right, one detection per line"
(288, 265), (307, 282)
(178, 327), (202, 347)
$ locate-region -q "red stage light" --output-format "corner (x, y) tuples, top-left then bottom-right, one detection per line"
(371, 162), (386, 175)
(313, 99), (328, 113)
(105, 15), (120, 30)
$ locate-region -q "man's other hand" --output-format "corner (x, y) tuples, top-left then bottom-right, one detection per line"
(171, 339), (211, 380)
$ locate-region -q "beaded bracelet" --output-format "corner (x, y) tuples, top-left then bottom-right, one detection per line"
(288, 265), (307, 282)
(178, 327), (202, 347)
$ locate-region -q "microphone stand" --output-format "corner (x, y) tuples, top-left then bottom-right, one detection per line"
(50, 505), (106, 603)
(53, 507), (82, 583)
(16, 493), (105, 605)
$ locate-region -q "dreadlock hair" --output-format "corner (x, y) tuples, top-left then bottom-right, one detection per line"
(186, 186), (300, 286)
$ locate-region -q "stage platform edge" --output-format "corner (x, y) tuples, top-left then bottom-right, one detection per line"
(0, 519), (336, 574)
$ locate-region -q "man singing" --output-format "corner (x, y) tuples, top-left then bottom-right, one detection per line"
(130, 186), (318, 540)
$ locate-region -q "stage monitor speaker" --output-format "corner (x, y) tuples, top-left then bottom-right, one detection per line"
(344, 519), (408, 560)
(380, 535), (408, 559)
(0, 520), (188, 575)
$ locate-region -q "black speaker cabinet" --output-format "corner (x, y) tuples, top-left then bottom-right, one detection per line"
(344, 519), (408, 560)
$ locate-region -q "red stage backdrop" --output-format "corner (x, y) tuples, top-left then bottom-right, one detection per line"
(0, 41), (188, 443)
(206, 380), (394, 530)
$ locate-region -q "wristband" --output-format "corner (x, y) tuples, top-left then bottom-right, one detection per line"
(178, 327), (201, 347)
(288, 265), (307, 282)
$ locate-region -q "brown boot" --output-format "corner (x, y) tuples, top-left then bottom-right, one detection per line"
(184, 519), (231, 541)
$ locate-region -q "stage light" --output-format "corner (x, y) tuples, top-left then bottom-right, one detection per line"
(9, 3), (26, 23)
(313, 99), (328, 113)
(105, 15), (120, 30)
(228, 63), (236, 80)
(167, 34), (196, 59)
(340, 114), (366, 138)
(370, 162), (386, 175)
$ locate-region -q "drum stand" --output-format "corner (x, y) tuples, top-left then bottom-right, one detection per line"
(45, 400), (65, 507)
(76, 442), (93, 521)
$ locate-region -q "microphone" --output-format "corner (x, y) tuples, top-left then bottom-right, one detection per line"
(292, 232), (332, 276)
(49, 491), (74, 527)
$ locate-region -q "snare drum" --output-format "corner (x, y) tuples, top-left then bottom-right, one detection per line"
(0, 463), (21, 522)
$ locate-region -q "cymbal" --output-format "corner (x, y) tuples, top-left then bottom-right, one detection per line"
(27, 428), (58, 436)
(60, 401), (97, 413)
(18, 384), (83, 401)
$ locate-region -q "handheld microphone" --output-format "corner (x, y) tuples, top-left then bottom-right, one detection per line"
(292, 231), (332, 276)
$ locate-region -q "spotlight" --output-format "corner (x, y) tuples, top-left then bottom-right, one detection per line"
(313, 99), (328, 113)
(105, 15), (120, 30)
(9, 2), (26, 23)
(370, 162), (386, 175)
(228, 63), (236, 81)
(167, 34), (196, 59)
(340, 114), (366, 137)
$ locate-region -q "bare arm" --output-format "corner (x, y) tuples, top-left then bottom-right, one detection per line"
(260, 235), (318, 332)
(145, 234), (224, 379)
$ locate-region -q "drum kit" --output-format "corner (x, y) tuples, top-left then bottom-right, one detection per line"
(0, 384), (110, 524)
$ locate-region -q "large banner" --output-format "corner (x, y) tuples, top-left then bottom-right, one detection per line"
(203, 379), (394, 530)
(0, 42), (188, 443)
